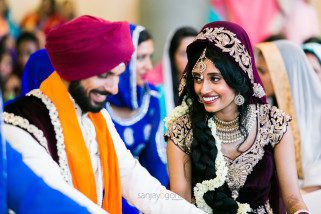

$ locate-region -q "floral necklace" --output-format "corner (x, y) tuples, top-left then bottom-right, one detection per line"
(165, 99), (252, 213)
(193, 119), (252, 214)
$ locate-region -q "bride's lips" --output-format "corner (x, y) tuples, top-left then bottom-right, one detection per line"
(202, 95), (219, 104)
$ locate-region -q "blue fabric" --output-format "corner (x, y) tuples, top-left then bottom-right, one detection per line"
(0, 141), (6, 213)
(0, 91), (7, 213)
(1, 88), (91, 213)
(113, 84), (168, 182)
(108, 24), (144, 110)
(107, 24), (168, 214)
(111, 84), (168, 214)
(6, 142), (91, 214)
(21, 49), (54, 95)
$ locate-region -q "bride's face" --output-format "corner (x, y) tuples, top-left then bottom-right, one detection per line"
(193, 59), (237, 115)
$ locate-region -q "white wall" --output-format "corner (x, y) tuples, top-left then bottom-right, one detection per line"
(76, 0), (139, 23)
(9, 0), (40, 23)
(8, 0), (140, 24)
(140, 0), (208, 62)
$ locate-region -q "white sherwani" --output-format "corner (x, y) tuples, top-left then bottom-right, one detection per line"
(3, 107), (204, 214)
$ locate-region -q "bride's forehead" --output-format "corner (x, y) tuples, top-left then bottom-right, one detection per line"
(192, 59), (220, 74)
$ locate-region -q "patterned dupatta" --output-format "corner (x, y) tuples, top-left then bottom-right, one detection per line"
(40, 72), (121, 213)
(256, 41), (321, 187)
(255, 42), (303, 179)
(179, 21), (267, 105)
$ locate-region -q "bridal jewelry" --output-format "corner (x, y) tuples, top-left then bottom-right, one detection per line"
(192, 47), (208, 76)
(234, 93), (245, 106)
(213, 105), (256, 144)
(192, 47), (216, 80)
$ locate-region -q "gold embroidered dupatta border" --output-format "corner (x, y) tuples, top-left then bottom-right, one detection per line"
(255, 43), (303, 179)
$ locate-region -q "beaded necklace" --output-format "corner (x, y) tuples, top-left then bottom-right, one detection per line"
(213, 105), (256, 144)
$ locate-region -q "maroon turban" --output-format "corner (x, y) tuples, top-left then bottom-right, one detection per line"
(45, 15), (134, 81)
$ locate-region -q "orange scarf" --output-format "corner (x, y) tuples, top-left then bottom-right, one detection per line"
(40, 72), (121, 213)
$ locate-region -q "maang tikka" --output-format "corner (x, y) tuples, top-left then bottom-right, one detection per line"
(192, 47), (209, 80)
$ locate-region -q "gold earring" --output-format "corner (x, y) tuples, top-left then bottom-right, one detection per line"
(234, 93), (245, 106)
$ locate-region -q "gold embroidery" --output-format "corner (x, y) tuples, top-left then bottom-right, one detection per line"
(195, 27), (253, 80)
(165, 114), (192, 154)
(269, 106), (292, 147)
(225, 104), (291, 195)
(178, 73), (187, 97)
(194, 27), (265, 98)
(165, 104), (291, 202)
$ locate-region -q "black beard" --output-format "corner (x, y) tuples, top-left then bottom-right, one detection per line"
(68, 81), (108, 113)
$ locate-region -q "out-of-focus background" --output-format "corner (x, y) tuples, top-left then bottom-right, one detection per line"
(8, 0), (321, 61)
(2, 2), (321, 213)
(1, 0), (321, 102)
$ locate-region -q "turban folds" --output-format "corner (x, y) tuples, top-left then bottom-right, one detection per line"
(45, 15), (134, 81)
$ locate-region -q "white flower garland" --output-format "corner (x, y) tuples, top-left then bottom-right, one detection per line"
(164, 97), (191, 128)
(164, 98), (252, 213)
(237, 202), (252, 214)
(193, 118), (251, 214)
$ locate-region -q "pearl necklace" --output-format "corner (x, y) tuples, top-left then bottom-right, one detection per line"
(213, 105), (256, 144)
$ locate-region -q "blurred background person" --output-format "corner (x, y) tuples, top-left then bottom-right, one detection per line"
(106, 24), (168, 214)
(0, 34), (17, 65)
(20, 0), (64, 34)
(14, 31), (39, 78)
(302, 41), (321, 82)
(58, 0), (76, 22)
(7, 0), (321, 64)
(0, 0), (19, 39)
(255, 40), (321, 194)
(20, 0), (64, 48)
(263, 33), (286, 42)
(0, 31), (40, 100)
(209, 0), (320, 45)
(0, 46), (17, 101)
(146, 26), (198, 119)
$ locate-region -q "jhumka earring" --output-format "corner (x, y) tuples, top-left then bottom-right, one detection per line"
(234, 93), (245, 106)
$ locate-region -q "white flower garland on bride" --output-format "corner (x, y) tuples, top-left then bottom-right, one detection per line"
(165, 99), (251, 214)
(164, 97), (191, 128)
(193, 118), (251, 214)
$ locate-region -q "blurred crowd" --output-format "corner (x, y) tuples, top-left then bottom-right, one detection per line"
(1, 1), (321, 212)
(0, 0), (75, 101)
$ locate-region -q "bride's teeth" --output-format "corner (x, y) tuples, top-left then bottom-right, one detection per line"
(203, 96), (218, 102)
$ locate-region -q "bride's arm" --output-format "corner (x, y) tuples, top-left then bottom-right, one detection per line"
(167, 139), (192, 202)
(274, 127), (309, 214)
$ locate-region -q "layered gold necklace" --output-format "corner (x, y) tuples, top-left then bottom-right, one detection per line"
(213, 105), (256, 144)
